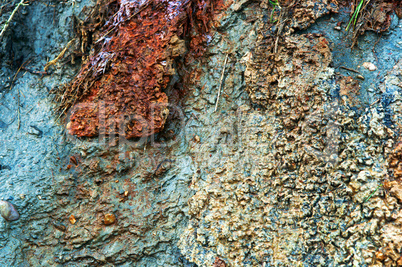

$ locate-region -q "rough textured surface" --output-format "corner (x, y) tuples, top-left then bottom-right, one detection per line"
(63, 0), (227, 139)
(2, 0), (402, 266)
(244, 33), (333, 107)
(373, 60), (402, 266)
(66, 0), (175, 138)
(0, 0), (89, 265)
(178, 3), (402, 267)
(260, 0), (338, 31)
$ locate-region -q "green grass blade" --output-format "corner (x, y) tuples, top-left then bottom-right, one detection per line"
(269, 0), (279, 23)
(346, 0), (365, 31)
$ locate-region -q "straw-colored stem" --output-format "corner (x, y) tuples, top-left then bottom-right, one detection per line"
(0, 0), (28, 40)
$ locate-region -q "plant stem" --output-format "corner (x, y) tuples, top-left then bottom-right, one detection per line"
(214, 53), (229, 112)
(0, 0), (28, 40)
(269, 0), (280, 23)
(346, 0), (364, 31)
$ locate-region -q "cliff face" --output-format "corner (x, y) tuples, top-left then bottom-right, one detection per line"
(1, 0), (402, 266)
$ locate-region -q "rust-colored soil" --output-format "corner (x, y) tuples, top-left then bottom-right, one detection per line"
(62, 0), (227, 138)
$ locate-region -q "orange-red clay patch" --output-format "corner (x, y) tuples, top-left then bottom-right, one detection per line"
(66, 0), (228, 138)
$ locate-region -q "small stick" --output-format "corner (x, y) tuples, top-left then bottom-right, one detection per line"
(0, 0), (28, 40)
(340, 66), (361, 74)
(17, 87), (20, 130)
(21, 67), (48, 76)
(274, 36), (279, 54)
(214, 53), (229, 112)
(10, 64), (26, 130)
(44, 38), (75, 71)
(370, 99), (380, 106)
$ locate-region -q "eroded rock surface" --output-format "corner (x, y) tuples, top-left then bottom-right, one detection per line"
(178, 3), (402, 267)
(2, 0), (402, 266)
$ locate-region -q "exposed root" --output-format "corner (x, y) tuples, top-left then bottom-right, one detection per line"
(44, 38), (75, 72)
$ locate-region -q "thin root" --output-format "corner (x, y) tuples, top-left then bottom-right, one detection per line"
(44, 38), (75, 72)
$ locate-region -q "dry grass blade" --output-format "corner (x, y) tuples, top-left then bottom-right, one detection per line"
(44, 38), (75, 72)
(214, 53), (229, 112)
(0, 0), (28, 40)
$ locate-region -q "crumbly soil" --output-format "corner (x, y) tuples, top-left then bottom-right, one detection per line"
(1, 0), (402, 266)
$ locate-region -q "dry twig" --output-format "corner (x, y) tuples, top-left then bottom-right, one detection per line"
(44, 38), (75, 71)
(214, 53), (229, 112)
(10, 65), (23, 129)
(340, 66), (361, 74)
(0, 0), (28, 40)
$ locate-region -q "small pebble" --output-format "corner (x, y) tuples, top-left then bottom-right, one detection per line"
(363, 62), (377, 71)
(28, 126), (43, 137)
(104, 213), (116, 225)
(375, 251), (386, 261)
(0, 200), (19, 221)
(69, 214), (76, 224)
